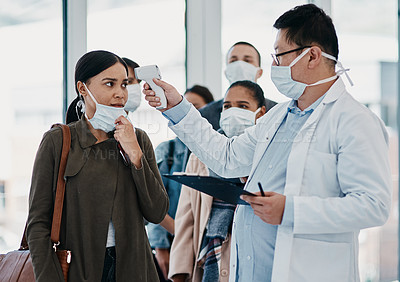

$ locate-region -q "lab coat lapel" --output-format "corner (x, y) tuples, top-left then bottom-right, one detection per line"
(284, 79), (345, 196)
(246, 106), (289, 186)
(270, 101), (329, 282)
(272, 79), (347, 282)
(284, 101), (326, 196)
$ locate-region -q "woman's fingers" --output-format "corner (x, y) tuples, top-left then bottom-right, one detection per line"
(114, 115), (130, 125)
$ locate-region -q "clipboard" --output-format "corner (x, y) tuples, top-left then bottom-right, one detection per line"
(163, 174), (256, 205)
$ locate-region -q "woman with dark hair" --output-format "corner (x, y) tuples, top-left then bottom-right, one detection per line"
(184, 85), (214, 109)
(27, 50), (169, 281)
(66, 56), (142, 124)
(169, 81), (266, 282)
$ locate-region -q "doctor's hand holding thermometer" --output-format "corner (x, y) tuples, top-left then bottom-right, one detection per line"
(143, 77), (287, 226)
(143, 78), (183, 111)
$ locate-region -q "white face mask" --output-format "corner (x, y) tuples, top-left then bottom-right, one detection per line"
(225, 61), (260, 85)
(270, 48), (352, 100)
(83, 83), (128, 132)
(219, 107), (261, 138)
(124, 84), (141, 112)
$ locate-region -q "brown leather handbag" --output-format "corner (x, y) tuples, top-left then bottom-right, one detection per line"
(0, 124), (72, 281)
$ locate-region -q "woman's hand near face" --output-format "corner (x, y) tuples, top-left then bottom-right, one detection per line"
(143, 79), (183, 111)
(114, 116), (143, 168)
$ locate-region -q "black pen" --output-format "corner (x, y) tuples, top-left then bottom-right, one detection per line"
(258, 182), (265, 197)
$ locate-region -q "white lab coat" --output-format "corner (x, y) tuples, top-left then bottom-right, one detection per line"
(169, 78), (392, 282)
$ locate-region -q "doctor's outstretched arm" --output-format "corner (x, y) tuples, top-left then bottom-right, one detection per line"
(143, 79), (257, 178)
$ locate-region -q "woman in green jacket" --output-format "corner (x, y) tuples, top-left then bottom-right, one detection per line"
(27, 50), (169, 282)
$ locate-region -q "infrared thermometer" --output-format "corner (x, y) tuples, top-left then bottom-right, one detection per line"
(134, 65), (167, 109)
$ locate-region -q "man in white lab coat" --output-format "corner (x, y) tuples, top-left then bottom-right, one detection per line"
(143, 4), (392, 282)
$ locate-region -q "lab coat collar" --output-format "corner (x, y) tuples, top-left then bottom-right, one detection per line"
(293, 77), (346, 133)
(320, 77), (346, 105)
(287, 77), (345, 114)
(283, 78), (347, 196)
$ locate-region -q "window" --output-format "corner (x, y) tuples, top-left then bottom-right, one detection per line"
(87, 0), (186, 147)
(0, 0), (62, 253)
(0, 181), (5, 212)
(332, 1), (398, 281)
(222, 0), (307, 102)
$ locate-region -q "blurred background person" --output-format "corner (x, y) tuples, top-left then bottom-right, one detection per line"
(122, 57), (142, 113)
(148, 85), (214, 281)
(200, 41), (276, 130)
(169, 80), (266, 282)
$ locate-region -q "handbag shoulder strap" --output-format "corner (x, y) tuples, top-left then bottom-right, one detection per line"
(50, 124), (71, 245)
(20, 124), (71, 250)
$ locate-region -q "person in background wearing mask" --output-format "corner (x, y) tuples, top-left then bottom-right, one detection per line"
(27, 50), (169, 281)
(169, 81), (266, 282)
(143, 4), (392, 282)
(200, 41), (276, 130)
(149, 85), (214, 281)
(122, 57), (142, 113)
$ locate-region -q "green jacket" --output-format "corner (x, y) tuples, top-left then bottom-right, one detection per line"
(27, 117), (169, 281)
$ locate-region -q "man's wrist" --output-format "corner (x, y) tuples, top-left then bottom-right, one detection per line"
(162, 97), (192, 124)
(281, 195), (294, 227)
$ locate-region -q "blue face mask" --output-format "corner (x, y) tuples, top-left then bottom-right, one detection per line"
(83, 83), (127, 132)
(270, 48), (352, 100)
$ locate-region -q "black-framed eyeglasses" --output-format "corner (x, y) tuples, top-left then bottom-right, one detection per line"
(271, 46), (311, 66)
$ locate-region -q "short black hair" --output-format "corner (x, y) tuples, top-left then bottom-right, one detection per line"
(227, 80), (265, 108)
(273, 4), (338, 63)
(184, 85), (214, 104)
(229, 41), (261, 67)
(122, 57), (142, 83)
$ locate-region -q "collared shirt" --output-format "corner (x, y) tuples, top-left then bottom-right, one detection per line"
(163, 95), (326, 281)
(233, 95), (325, 281)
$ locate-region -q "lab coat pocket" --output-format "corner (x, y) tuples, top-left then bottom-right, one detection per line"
(289, 237), (351, 282)
(302, 150), (339, 197)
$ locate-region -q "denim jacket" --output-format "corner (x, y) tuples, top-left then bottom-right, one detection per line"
(147, 137), (187, 248)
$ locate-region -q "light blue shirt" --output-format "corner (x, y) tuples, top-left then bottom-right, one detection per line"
(163, 95), (325, 281)
(234, 96), (325, 281)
